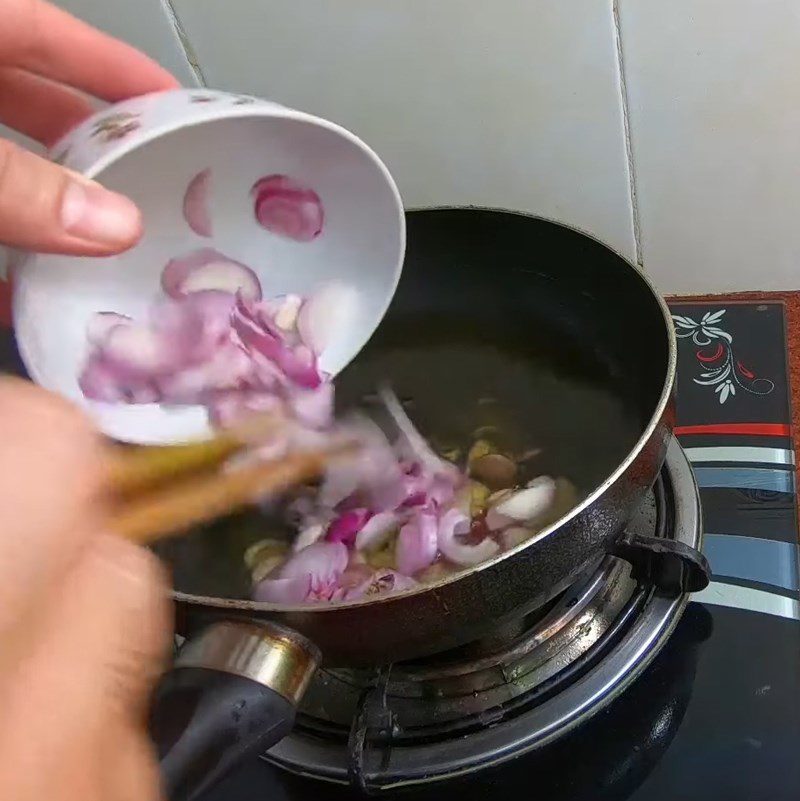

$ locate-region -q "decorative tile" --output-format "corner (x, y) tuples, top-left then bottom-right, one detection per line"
(172, 0), (637, 259)
(670, 300), (799, 597)
(670, 303), (789, 426)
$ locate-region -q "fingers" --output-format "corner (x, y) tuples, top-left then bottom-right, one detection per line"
(0, 378), (106, 640)
(0, 382), (170, 801)
(0, 536), (170, 801)
(0, 138), (142, 253)
(0, 0), (176, 255)
(0, 68), (94, 147)
(1, 0), (180, 101)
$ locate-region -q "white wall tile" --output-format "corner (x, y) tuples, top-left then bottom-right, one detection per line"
(172, 0), (636, 260)
(619, 0), (800, 294)
(56, 0), (199, 87)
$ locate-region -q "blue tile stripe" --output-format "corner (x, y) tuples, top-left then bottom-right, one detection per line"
(703, 534), (800, 593)
(693, 467), (795, 494)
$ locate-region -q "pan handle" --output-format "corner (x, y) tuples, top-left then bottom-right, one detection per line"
(612, 532), (711, 594)
(150, 621), (320, 801)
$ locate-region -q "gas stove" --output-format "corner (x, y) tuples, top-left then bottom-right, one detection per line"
(265, 439), (700, 791)
(198, 300), (800, 801)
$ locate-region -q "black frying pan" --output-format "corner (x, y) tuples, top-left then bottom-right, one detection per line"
(151, 209), (709, 800)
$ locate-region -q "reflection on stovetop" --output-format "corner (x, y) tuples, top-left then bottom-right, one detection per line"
(279, 603), (711, 801)
(203, 603), (800, 801)
(299, 552), (638, 737)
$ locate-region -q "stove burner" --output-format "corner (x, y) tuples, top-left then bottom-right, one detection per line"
(264, 439), (703, 791)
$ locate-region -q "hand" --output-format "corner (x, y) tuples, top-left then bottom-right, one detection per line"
(0, 3), (177, 798)
(0, 0), (179, 256)
(0, 379), (171, 801)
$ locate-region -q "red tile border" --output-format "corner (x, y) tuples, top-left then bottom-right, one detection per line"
(674, 423), (791, 437)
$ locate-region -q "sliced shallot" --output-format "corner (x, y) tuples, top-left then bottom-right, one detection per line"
(380, 387), (458, 478)
(286, 382), (334, 429)
(485, 507), (514, 532)
(355, 511), (402, 552)
(231, 294), (321, 389)
(296, 283), (359, 354)
(293, 522), (325, 552)
(155, 341), (252, 402)
(273, 294), (303, 331)
(318, 417), (405, 510)
(255, 541), (351, 603)
(161, 248), (262, 301)
(208, 390), (284, 430)
(79, 357), (134, 402)
(251, 174), (324, 242)
(500, 526), (535, 550)
(326, 509), (372, 547)
(396, 511), (438, 575)
(253, 575), (311, 604)
(182, 168), (213, 237)
(101, 323), (186, 378)
(86, 312), (131, 347)
(437, 508), (499, 566)
(279, 540), (348, 582)
(488, 476), (557, 530)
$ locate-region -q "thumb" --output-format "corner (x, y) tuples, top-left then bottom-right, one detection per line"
(0, 138), (142, 255)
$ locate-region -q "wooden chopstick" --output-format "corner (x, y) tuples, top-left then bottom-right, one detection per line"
(106, 413), (281, 496)
(110, 445), (350, 544)
(103, 411), (357, 544)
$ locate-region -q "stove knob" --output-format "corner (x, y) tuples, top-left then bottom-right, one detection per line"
(150, 620), (320, 801)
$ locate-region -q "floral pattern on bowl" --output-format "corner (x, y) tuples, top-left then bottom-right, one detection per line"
(90, 112), (142, 143)
(47, 90), (290, 174)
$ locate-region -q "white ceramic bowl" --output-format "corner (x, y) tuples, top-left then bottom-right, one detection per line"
(13, 89), (405, 444)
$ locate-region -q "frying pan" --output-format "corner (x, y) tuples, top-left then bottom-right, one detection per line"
(150, 209), (709, 800)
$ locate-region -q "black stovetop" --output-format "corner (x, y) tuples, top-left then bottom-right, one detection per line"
(203, 602), (800, 801)
(202, 301), (800, 801)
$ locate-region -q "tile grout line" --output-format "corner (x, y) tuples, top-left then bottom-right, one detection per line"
(611, 0), (643, 269)
(159, 0), (208, 87)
